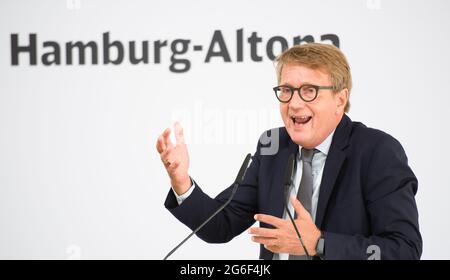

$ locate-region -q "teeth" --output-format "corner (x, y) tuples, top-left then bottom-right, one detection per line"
(291, 115), (311, 124)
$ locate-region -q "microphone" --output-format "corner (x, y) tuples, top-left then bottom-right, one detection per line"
(163, 153), (252, 260)
(283, 153), (311, 259)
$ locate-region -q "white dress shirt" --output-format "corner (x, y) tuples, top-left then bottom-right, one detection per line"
(172, 130), (335, 260)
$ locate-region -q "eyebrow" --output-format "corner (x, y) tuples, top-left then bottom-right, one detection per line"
(279, 82), (315, 87)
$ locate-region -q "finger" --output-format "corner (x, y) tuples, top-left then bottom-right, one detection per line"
(156, 135), (165, 154)
(251, 236), (277, 247)
(250, 236), (281, 253)
(264, 245), (280, 253)
(248, 227), (278, 238)
(254, 214), (285, 228)
(174, 122), (185, 145)
(291, 195), (310, 219)
(162, 128), (174, 149)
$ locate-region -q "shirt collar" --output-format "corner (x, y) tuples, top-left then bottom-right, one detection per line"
(298, 129), (335, 157)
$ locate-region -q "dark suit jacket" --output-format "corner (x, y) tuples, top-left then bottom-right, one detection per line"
(164, 114), (422, 259)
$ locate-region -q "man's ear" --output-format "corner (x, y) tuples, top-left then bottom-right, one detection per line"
(335, 88), (349, 114)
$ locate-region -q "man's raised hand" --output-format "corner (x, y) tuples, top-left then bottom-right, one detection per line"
(156, 122), (191, 195)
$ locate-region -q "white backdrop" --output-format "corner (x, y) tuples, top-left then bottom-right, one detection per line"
(1, 0), (449, 259)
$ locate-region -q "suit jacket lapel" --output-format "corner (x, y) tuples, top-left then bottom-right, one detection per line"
(315, 114), (352, 229)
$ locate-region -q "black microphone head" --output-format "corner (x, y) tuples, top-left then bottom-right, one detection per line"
(234, 153), (252, 185)
(283, 154), (295, 186)
(283, 153), (295, 204)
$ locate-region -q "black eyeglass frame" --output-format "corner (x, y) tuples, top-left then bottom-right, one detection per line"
(273, 84), (336, 103)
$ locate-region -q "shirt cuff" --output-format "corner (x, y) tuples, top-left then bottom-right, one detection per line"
(171, 180), (195, 205)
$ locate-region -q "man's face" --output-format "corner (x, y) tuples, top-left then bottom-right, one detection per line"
(279, 64), (347, 149)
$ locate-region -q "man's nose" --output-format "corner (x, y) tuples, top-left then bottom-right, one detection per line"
(288, 90), (307, 109)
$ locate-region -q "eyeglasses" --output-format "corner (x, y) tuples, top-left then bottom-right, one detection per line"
(273, 84), (335, 103)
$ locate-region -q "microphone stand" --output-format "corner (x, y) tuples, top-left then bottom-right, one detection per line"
(163, 153), (252, 260)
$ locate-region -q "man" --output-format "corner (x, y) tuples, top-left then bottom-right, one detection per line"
(156, 43), (422, 260)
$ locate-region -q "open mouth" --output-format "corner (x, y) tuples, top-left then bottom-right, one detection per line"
(291, 115), (312, 126)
